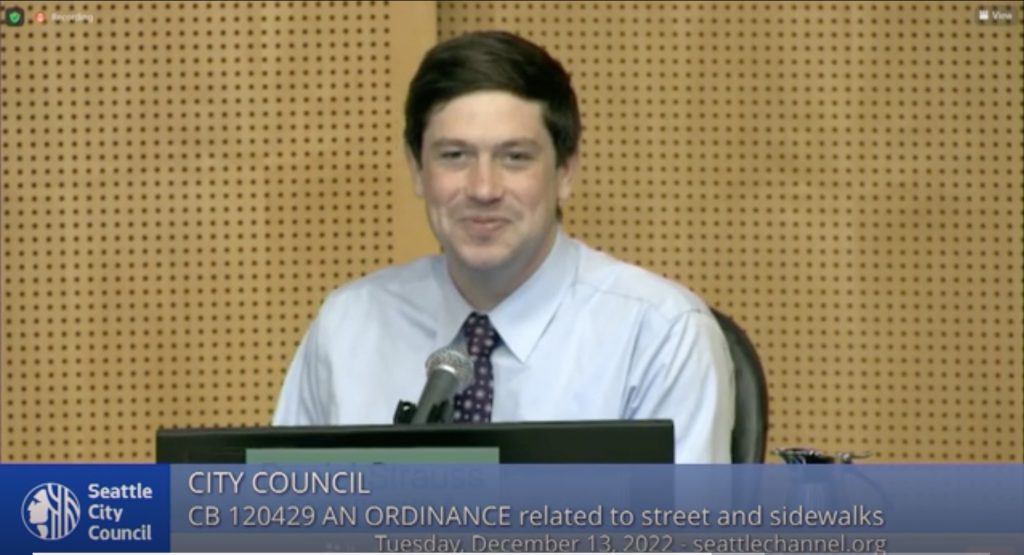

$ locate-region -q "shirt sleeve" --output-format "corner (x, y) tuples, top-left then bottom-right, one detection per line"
(272, 310), (332, 426)
(626, 309), (736, 463)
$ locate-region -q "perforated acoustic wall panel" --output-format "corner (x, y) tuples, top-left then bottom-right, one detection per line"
(439, 1), (1024, 461)
(1, 2), (436, 461)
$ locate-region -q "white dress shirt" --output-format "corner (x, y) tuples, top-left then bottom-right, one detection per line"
(273, 229), (735, 462)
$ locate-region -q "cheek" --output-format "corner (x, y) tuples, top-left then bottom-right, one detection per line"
(419, 171), (462, 204)
(520, 173), (562, 208)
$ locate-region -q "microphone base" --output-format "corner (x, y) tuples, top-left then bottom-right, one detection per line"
(393, 399), (454, 424)
(393, 400), (416, 424)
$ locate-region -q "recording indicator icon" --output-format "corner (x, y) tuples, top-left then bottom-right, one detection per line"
(34, 11), (46, 24)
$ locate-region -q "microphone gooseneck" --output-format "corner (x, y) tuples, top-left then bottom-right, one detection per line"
(410, 347), (474, 424)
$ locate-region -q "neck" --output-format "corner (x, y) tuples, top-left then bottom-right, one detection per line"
(449, 227), (558, 312)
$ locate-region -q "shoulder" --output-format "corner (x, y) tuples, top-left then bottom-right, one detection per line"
(570, 238), (713, 324)
(316, 255), (441, 319)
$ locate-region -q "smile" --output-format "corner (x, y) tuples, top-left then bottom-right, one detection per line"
(461, 217), (508, 234)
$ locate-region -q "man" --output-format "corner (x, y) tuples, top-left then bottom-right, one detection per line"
(273, 31), (735, 463)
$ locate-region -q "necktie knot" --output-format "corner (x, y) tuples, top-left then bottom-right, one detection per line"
(454, 312), (500, 423)
(462, 312), (499, 360)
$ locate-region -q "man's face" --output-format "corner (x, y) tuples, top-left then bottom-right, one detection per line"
(410, 90), (575, 281)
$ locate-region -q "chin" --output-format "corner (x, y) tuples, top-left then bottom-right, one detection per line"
(452, 246), (512, 272)
(461, 256), (510, 273)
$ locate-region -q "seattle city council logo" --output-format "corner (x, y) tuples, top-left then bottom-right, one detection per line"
(22, 482), (81, 540)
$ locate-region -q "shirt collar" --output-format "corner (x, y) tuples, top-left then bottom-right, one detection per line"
(432, 228), (578, 364)
(491, 229), (576, 362)
(433, 259), (476, 353)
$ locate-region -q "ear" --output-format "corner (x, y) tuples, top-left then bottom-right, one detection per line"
(556, 152), (579, 202)
(405, 146), (425, 198)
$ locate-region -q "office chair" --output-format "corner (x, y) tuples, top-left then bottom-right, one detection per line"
(710, 308), (769, 463)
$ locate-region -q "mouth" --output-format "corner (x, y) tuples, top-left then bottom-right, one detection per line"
(460, 216), (508, 235)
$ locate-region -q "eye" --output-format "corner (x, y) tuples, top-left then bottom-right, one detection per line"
(439, 149), (466, 161)
(504, 151), (534, 164)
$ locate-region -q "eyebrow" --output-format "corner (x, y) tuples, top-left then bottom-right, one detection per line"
(427, 138), (543, 150)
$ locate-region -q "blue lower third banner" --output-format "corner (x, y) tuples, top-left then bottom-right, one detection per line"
(1, 464), (1022, 554)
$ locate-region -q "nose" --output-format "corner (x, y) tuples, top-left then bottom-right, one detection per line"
(465, 158), (503, 203)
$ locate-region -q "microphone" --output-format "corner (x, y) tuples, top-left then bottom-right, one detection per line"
(410, 347), (474, 424)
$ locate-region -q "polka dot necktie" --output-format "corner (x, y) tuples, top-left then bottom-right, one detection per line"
(453, 312), (500, 423)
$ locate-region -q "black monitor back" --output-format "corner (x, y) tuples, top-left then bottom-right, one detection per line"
(156, 420), (674, 463)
